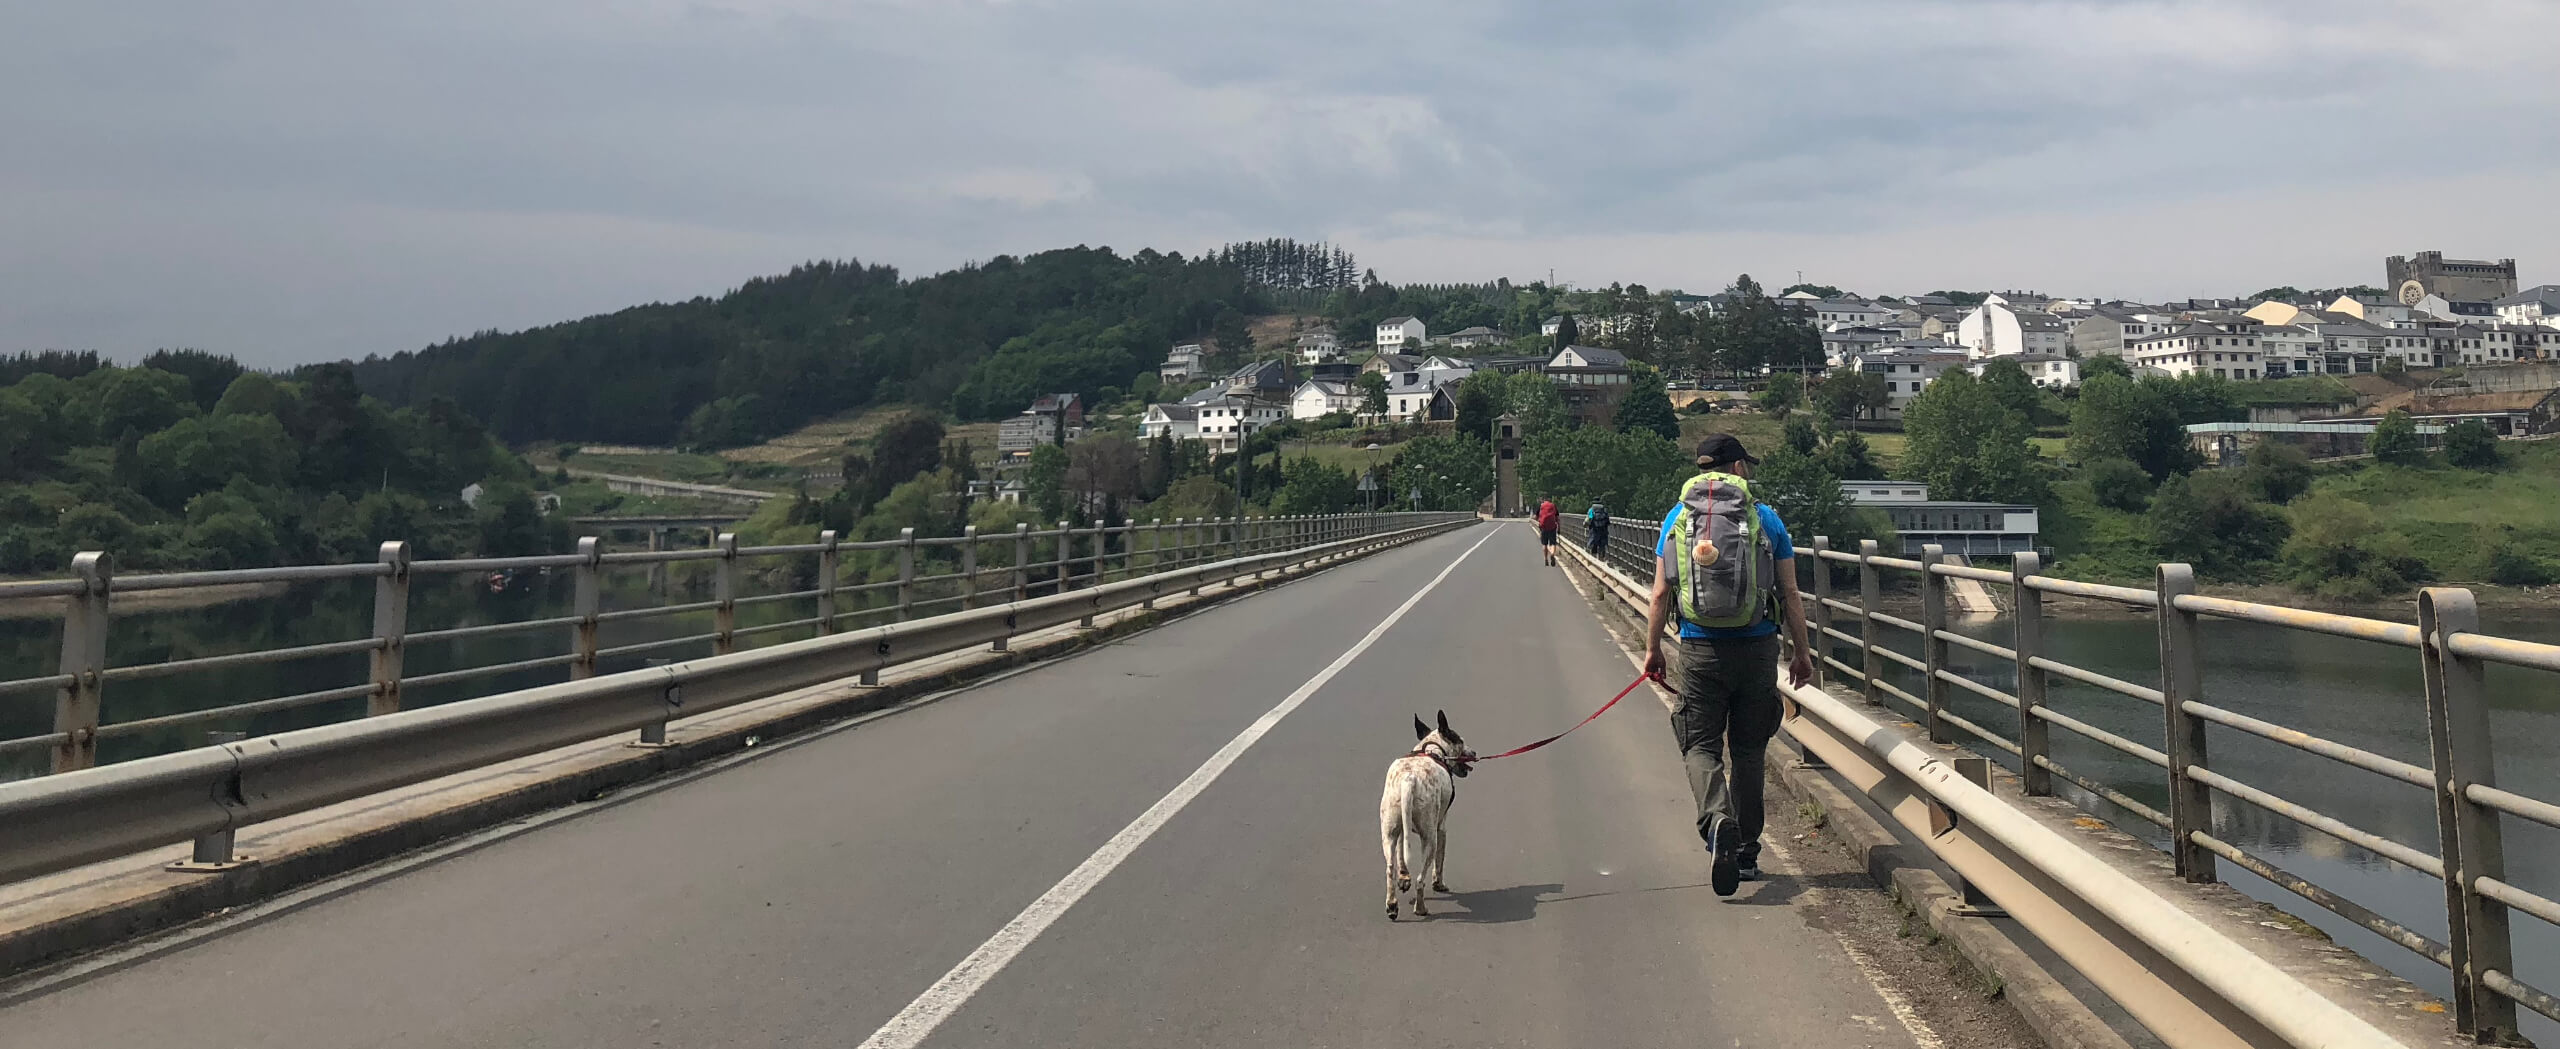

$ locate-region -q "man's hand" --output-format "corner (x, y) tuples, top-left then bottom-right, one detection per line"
(1643, 642), (1667, 683)
(1787, 651), (1813, 691)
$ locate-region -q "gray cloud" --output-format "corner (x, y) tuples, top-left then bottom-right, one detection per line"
(2, 0), (2553, 367)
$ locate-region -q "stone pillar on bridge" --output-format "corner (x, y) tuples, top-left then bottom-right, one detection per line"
(1493, 412), (1523, 516)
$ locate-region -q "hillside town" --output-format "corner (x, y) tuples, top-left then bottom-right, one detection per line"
(1003, 250), (2558, 463)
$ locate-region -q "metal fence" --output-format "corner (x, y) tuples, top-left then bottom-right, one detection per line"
(1561, 513), (2560, 1043)
(1, 513), (1416, 780)
(0, 513), (1476, 887)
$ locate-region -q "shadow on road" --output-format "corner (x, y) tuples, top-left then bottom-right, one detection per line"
(1734, 870), (1872, 908)
(1437, 882), (1565, 923)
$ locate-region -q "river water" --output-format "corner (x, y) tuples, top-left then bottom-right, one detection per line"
(1850, 606), (2560, 1041)
(9, 570), (2560, 1034)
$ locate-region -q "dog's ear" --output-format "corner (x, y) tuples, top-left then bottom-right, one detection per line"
(1413, 715), (1431, 740)
(1436, 710), (1455, 740)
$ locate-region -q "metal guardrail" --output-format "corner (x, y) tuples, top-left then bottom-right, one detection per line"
(4, 512), (1434, 778)
(1553, 519), (2414, 1049)
(0, 513), (1476, 886)
(1562, 511), (2560, 1043)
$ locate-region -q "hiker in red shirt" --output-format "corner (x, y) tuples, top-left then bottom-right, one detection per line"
(1535, 498), (1560, 566)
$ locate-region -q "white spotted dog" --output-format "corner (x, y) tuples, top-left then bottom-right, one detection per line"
(1381, 710), (1475, 920)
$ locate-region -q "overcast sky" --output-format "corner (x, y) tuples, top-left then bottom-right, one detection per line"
(4, 0), (2555, 368)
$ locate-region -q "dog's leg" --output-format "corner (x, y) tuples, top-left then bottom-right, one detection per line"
(1430, 814), (1450, 895)
(1411, 811), (1439, 918)
(1382, 786), (1404, 920)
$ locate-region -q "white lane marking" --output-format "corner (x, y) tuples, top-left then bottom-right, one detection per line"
(854, 526), (1499, 1049)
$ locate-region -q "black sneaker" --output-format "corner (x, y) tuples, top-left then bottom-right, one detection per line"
(1707, 815), (1741, 897)
(1736, 843), (1764, 882)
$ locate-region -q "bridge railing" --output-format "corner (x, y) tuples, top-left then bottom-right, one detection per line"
(1568, 504), (2560, 1043)
(1555, 514), (2560, 1046)
(0, 512), (1475, 886)
(0, 513), (1427, 782)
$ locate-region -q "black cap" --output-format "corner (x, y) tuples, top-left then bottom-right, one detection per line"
(1695, 433), (1759, 465)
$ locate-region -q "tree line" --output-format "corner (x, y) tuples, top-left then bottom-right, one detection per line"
(2, 354), (565, 573)
(1211, 239), (1362, 290)
(349, 248), (1269, 449)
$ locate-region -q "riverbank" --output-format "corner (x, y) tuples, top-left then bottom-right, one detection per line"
(0, 580), (290, 620)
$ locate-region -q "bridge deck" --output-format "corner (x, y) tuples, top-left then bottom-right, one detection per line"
(0, 528), (1982, 1048)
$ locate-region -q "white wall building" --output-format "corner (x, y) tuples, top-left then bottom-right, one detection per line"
(1290, 379), (1359, 421)
(1376, 316), (1427, 350)
(1848, 344), (1970, 419)
(1294, 331), (1342, 366)
(2130, 325), (2263, 379)
(2494, 286), (2560, 328)
(1969, 354), (2079, 387)
(1811, 300), (1893, 329)
(1958, 301), (2067, 359)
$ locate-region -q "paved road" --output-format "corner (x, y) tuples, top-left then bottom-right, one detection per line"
(2, 524), (1942, 1048)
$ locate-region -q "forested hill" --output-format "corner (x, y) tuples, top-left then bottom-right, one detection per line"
(347, 247), (1269, 448)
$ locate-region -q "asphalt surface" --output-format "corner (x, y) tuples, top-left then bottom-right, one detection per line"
(1, 524), (1946, 1048)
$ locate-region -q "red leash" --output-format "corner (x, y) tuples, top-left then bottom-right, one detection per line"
(1458, 670), (1662, 765)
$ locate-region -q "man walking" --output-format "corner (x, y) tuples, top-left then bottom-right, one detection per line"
(1585, 499), (1611, 555)
(1640, 434), (1813, 897)
(1534, 497), (1560, 567)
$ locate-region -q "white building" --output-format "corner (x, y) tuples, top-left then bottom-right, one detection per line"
(1139, 402), (1199, 442)
(1970, 354), (2079, 388)
(1958, 301), (2067, 359)
(1294, 331), (1342, 366)
(2129, 324), (2263, 379)
(1444, 326), (1506, 349)
(1290, 379), (1359, 421)
(2494, 286), (2560, 328)
(1188, 393), (1285, 452)
(1159, 343), (1208, 382)
(1540, 315), (1564, 337)
(1376, 316), (1427, 350)
(1847, 344), (1970, 419)
(1379, 357), (1477, 421)
(1810, 299), (1893, 329)
(1840, 480), (1932, 504)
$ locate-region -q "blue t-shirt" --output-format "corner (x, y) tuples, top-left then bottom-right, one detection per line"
(1657, 503), (1795, 639)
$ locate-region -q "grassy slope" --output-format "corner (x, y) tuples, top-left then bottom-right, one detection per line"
(2046, 439), (2560, 591)
(2310, 441), (2560, 584)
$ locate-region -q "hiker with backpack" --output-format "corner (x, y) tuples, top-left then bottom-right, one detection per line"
(1586, 500), (1611, 555)
(1639, 433), (1813, 897)
(1534, 497), (1561, 566)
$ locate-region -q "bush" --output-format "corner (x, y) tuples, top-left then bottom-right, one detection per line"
(2241, 441), (2314, 504)
(2281, 492), (2430, 599)
(2149, 472), (2288, 579)
(2444, 419), (2501, 470)
(2369, 409), (2425, 466)
(2483, 540), (2557, 586)
(2085, 457), (2154, 512)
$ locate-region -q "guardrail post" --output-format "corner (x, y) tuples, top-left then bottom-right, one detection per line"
(2012, 552), (2051, 796)
(1808, 536), (1832, 689)
(1081, 522), (1102, 629)
(817, 530), (841, 634)
(366, 542), (409, 717)
(896, 527), (918, 623)
(714, 532), (740, 657)
(1013, 523), (1030, 601)
(960, 525), (979, 610)
(2156, 563), (2215, 883)
(166, 729), (251, 872)
(1857, 539), (1882, 707)
(1052, 520), (1071, 596)
(637, 657), (673, 746)
(571, 537), (602, 680)
(1187, 518), (1204, 596)
(1919, 544), (1949, 743)
(50, 552), (113, 773)
(2422, 587), (2519, 1041)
